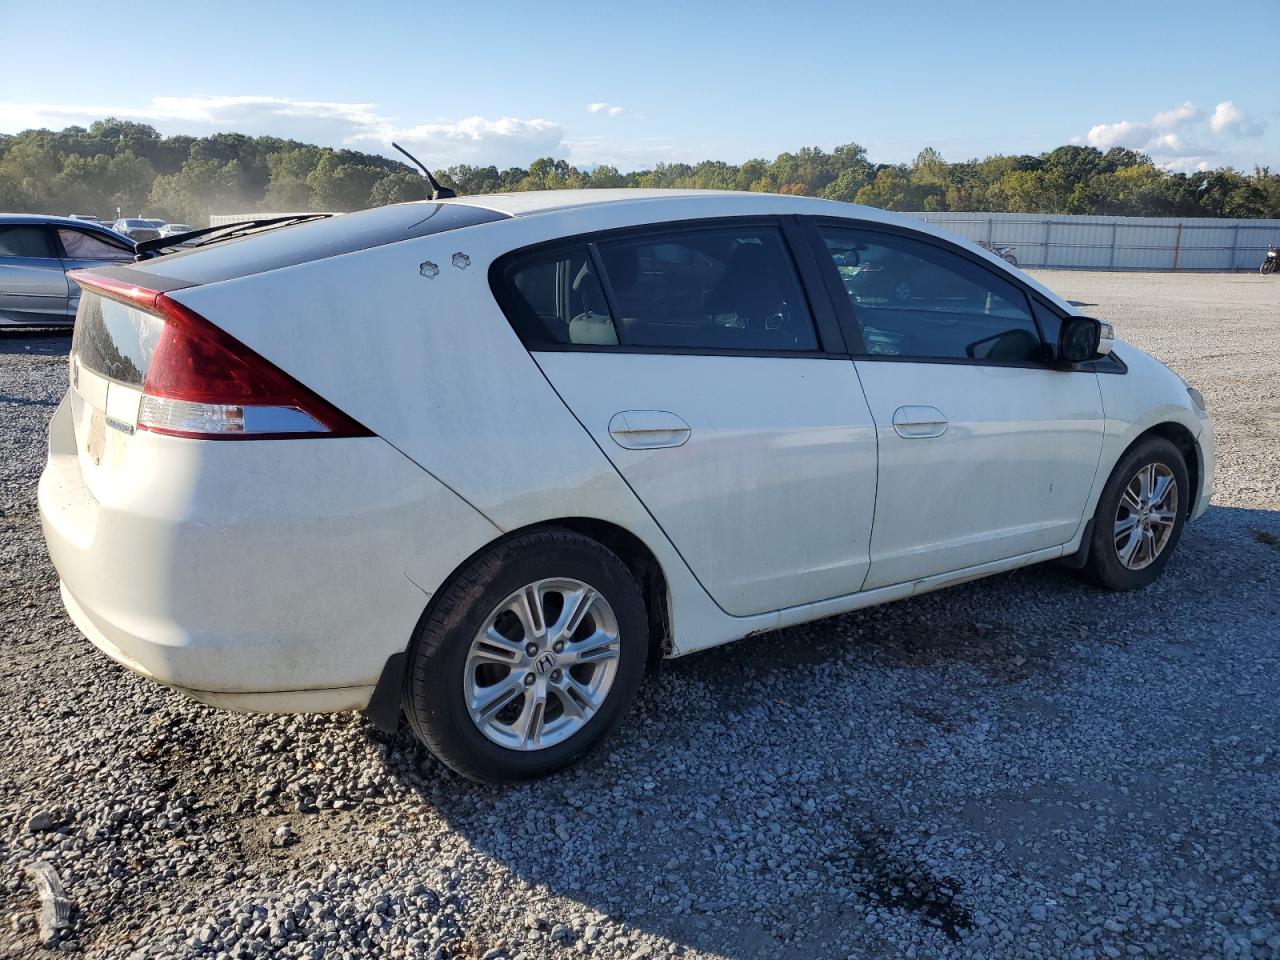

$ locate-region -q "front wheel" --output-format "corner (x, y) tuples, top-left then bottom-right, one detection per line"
(403, 529), (649, 783)
(1079, 437), (1189, 590)
(1262, 260), (1276, 275)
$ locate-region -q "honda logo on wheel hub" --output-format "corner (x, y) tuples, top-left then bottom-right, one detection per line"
(534, 652), (557, 676)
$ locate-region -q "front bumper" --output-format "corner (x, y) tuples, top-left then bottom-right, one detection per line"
(1192, 416), (1216, 521)
(39, 392), (500, 713)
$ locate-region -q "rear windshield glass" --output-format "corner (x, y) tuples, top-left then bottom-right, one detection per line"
(72, 291), (164, 386)
(130, 202), (508, 286)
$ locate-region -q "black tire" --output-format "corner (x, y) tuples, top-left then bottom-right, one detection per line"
(1079, 436), (1189, 591)
(403, 528), (649, 783)
(1262, 260), (1276, 275)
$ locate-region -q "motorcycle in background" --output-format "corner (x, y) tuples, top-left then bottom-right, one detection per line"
(1261, 245), (1279, 275)
(977, 240), (1020, 267)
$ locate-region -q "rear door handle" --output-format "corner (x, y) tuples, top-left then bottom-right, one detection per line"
(892, 405), (948, 439)
(608, 410), (691, 449)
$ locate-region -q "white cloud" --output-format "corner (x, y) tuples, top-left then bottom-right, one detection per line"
(0, 95), (567, 169)
(349, 115), (565, 168)
(586, 102), (625, 117)
(1086, 119), (1153, 151)
(1079, 99), (1268, 171)
(1209, 100), (1264, 137)
(1152, 101), (1203, 128)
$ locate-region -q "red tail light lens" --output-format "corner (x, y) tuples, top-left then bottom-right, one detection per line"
(70, 271), (371, 440)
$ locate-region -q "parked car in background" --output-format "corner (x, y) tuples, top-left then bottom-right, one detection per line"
(39, 191), (1215, 783)
(144, 219), (167, 230)
(0, 214), (135, 326)
(111, 218), (162, 242)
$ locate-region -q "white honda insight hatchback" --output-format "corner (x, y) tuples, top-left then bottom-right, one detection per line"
(39, 190), (1215, 782)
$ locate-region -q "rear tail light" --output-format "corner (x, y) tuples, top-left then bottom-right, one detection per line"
(71, 272), (370, 440)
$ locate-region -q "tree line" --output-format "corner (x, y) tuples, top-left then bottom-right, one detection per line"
(2, 118), (1277, 224)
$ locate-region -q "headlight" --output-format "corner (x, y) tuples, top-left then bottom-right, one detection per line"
(1187, 386), (1206, 413)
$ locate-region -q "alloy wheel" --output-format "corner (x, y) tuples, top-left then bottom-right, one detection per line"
(462, 578), (620, 751)
(1113, 462), (1178, 570)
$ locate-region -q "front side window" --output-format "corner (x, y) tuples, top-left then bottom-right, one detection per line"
(498, 223), (820, 353)
(0, 226), (56, 259)
(57, 228), (132, 260)
(819, 226), (1043, 363)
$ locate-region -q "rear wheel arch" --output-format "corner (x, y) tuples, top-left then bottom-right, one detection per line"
(364, 518), (672, 735)
(524, 518), (672, 668)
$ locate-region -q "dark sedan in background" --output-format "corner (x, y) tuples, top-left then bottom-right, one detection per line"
(0, 215), (136, 326)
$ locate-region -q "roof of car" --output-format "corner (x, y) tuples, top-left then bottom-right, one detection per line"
(0, 213), (123, 230)
(112, 190), (1075, 315)
(443, 188), (896, 221)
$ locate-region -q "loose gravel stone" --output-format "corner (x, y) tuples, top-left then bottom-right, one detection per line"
(1, 271), (1278, 959)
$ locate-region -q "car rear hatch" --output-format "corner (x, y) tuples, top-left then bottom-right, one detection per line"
(64, 201), (509, 495)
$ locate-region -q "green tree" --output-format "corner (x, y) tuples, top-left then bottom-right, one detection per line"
(147, 158), (248, 223)
(369, 171), (430, 206)
(306, 154), (385, 210)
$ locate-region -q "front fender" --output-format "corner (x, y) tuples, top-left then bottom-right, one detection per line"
(1086, 341), (1213, 527)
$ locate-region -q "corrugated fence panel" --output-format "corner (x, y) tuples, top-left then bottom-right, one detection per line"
(909, 212), (1280, 272)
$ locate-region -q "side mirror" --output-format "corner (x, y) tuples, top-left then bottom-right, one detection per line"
(1058, 316), (1113, 364)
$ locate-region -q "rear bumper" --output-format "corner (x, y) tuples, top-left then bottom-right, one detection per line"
(39, 392), (500, 713)
(59, 582), (375, 713)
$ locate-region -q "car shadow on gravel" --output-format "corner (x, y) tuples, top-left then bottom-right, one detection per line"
(374, 505), (1280, 959)
(0, 331), (72, 357)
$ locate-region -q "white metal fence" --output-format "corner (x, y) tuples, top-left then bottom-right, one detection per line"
(208, 211), (335, 227)
(909, 212), (1280, 272)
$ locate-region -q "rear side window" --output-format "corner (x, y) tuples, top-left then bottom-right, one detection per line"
(72, 291), (164, 386)
(0, 226), (56, 259)
(505, 246), (618, 346)
(819, 226), (1043, 363)
(496, 222), (820, 353)
(58, 228), (132, 260)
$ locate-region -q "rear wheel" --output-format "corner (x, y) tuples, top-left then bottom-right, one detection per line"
(404, 529), (649, 783)
(1080, 437), (1189, 590)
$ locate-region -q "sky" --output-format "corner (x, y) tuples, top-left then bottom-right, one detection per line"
(2, 0), (1274, 174)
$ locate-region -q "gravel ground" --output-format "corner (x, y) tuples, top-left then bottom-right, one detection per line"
(1, 270), (1278, 960)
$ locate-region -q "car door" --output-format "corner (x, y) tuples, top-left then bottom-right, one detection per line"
(55, 227), (135, 318)
(0, 224), (69, 325)
(493, 218), (879, 617)
(808, 220), (1105, 590)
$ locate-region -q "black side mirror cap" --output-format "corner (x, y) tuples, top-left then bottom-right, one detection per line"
(1057, 315), (1109, 365)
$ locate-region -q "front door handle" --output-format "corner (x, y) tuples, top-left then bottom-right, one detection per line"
(892, 405), (948, 439)
(608, 410), (691, 449)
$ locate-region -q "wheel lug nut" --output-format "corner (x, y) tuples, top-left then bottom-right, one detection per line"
(525, 643), (538, 657)
(553, 640), (564, 653)
(524, 672), (536, 686)
(550, 669), (562, 682)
